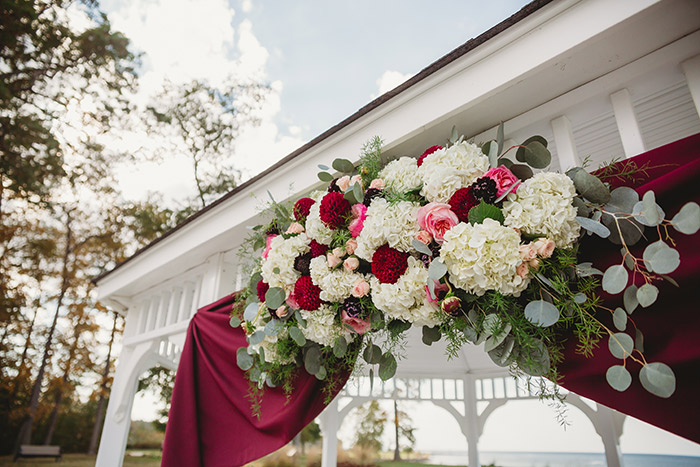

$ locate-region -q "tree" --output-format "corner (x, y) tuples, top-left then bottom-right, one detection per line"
(299, 421), (321, 455)
(354, 400), (387, 453)
(137, 366), (175, 433)
(392, 400), (416, 460)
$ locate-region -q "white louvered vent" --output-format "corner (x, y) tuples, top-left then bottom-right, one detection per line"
(636, 80), (700, 151)
(572, 110), (626, 171)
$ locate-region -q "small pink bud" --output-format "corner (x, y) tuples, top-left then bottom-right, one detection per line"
(533, 238), (556, 258)
(336, 175), (351, 192)
(352, 280), (370, 298)
(441, 296), (462, 316)
(332, 247), (345, 258)
(327, 253), (342, 268)
(415, 230), (433, 245)
(275, 306), (289, 318)
(344, 257), (359, 271)
(346, 238), (358, 255)
(369, 178), (385, 190)
(285, 222), (305, 234)
(528, 258), (541, 270)
(516, 262), (529, 278)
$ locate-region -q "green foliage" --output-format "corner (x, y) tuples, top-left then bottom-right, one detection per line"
(358, 136), (384, 186)
(354, 401), (387, 452)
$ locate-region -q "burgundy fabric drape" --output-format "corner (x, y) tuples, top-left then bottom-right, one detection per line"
(559, 132), (700, 444)
(161, 294), (349, 467)
(163, 133), (700, 466)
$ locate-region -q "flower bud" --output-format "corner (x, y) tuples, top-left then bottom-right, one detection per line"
(344, 256), (359, 271)
(275, 305), (289, 318)
(285, 222), (305, 234)
(327, 253), (342, 268)
(369, 178), (385, 190)
(336, 175), (351, 192)
(441, 296), (462, 316)
(352, 279), (370, 298)
(345, 238), (358, 255)
(415, 230), (433, 245)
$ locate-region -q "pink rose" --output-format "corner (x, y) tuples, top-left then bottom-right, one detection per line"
(275, 305), (289, 318)
(369, 179), (385, 190)
(332, 247), (345, 258)
(533, 238), (555, 258)
(327, 253), (342, 268)
(341, 309), (371, 335)
(414, 230), (433, 245)
(519, 244), (537, 261)
(483, 165), (520, 197)
(528, 258), (541, 269)
(336, 175), (351, 192)
(517, 262), (529, 278)
(345, 238), (358, 255)
(425, 280), (449, 304)
(262, 234), (277, 259)
(286, 293), (300, 309)
(416, 203), (459, 244)
(350, 175), (363, 187)
(348, 203), (368, 237)
(344, 257), (359, 271)
(285, 222), (305, 234)
(352, 279), (370, 298)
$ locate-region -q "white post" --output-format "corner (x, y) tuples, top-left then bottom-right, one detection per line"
(319, 397), (339, 467)
(550, 115), (580, 172)
(610, 88), (645, 158)
(681, 55), (700, 119)
(596, 403), (625, 467)
(463, 375), (480, 467)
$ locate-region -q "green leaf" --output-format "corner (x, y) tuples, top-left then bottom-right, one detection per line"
(623, 285), (638, 314)
(304, 346), (321, 375)
(524, 300), (560, 327)
(369, 368), (374, 392)
(576, 262), (603, 277)
(249, 331), (265, 346)
(244, 302), (259, 322)
(236, 348), (254, 371)
(643, 240), (680, 274)
(352, 181), (364, 204)
(518, 338), (550, 376)
(289, 326), (306, 346)
(488, 336), (516, 367)
(378, 352), (397, 381)
(387, 319), (412, 336)
(487, 140), (499, 168)
(573, 293), (587, 304)
(229, 316), (241, 328)
(318, 164), (329, 170)
(632, 200), (665, 227)
(318, 171), (334, 182)
(640, 362), (676, 398)
(266, 374), (277, 388)
(660, 274), (680, 288)
(573, 170), (611, 204)
(635, 328), (645, 353)
(265, 287), (285, 309)
(496, 122), (505, 157)
(601, 213), (643, 246)
(606, 186), (639, 213)
(468, 200), (504, 224)
(332, 158), (354, 173)
(363, 343), (382, 364)
(333, 337), (348, 358)
(294, 310), (307, 329)
(606, 365), (632, 392)
(264, 319), (285, 336)
(671, 202), (700, 235)
(612, 307), (627, 331)
(343, 189), (359, 205)
(428, 258), (447, 281)
(509, 164), (533, 180)
(602, 264), (628, 294)
(449, 125), (459, 144)
(576, 216), (611, 238)
(636, 283), (658, 308)
(515, 136), (549, 165)
(412, 239), (433, 256)
(484, 323), (511, 352)
(422, 325), (442, 346)
(315, 366), (327, 380)
(516, 140), (551, 169)
(426, 278), (436, 300)
(608, 332), (634, 359)
(641, 190), (660, 225)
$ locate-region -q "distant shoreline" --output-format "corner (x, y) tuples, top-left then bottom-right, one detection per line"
(424, 451), (700, 467)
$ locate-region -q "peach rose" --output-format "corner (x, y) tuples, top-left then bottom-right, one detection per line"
(345, 238), (358, 255)
(516, 262), (529, 278)
(528, 258), (541, 270)
(533, 238), (556, 258)
(519, 244), (537, 261)
(327, 253), (342, 268)
(350, 175), (363, 187)
(285, 222), (305, 234)
(369, 178), (385, 190)
(417, 203), (459, 244)
(351, 279), (370, 298)
(341, 309), (371, 334)
(483, 165), (520, 197)
(344, 257), (359, 271)
(414, 230), (433, 245)
(336, 175), (351, 192)
(275, 305), (290, 318)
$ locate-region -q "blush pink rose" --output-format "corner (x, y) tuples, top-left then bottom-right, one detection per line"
(352, 279), (370, 298)
(262, 234), (277, 259)
(348, 203), (368, 237)
(341, 309), (371, 334)
(416, 203), (459, 244)
(350, 175), (363, 187)
(344, 257), (359, 271)
(285, 222), (305, 234)
(519, 244), (537, 261)
(516, 262), (530, 278)
(345, 238), (358, 255)
(533, 238), (556, 258)
(414, 230), (433, 245)
(327, 253), (342, 268)
(336, 175), (351, 192)
(483, 165), (520, 197)
(369, 179), (385, 190)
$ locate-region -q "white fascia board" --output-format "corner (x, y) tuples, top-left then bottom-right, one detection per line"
(98, 0), (667, 301)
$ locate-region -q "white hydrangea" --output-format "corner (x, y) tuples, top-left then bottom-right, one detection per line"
(378, 156), (422, 194)
(370, 257), (443, 326)
(305, 192), (334, 245)
(299, 304), (352, 347)
(502, 172), (581, 248)
(417, 142), (489, 203)
(309, 256), (366, 303)
(354, 198), (421, 261)
(260, 233), (310, 291)
(440, 219), (529, 296)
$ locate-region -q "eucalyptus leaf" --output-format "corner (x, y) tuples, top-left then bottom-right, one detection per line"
(244, 302), (260, 322)
(606, 186), (639, 213)
(294, 310), (307, 329)
(258, 348), (265, 365)
(635, 328), (645, 353)
(332, 158), (355, 173)
(249, 331), (265, 346)
(487, 140), (499, 169)
(427, 279), (436, 300)
(509, 164), (533, 180)
(378, 352), (397, 381)
(462, 326), (478, 343)
(576, 216), (611, 238)
(266, 374), (277, 388)
(484, 323), (511, 352)
(363, 343), (382, 364)
(304, 346), (321, 375)
(519, 338), (550, 376)
(534, 273), (555, 289)
(333, 337), (348, 358)
(623, 285), (638, 314)
(449, 125), (458, 144)
(315, 365), (327, 380)
(608, 332), (634, 359)
(488, 335), (516, 367)
(344, 189), (359, 205)
(606, 365), (632, 392)
(318, 171), (334, 182)
(428, 259), (448, 281)
(265, 287), (286, 309)
(387, 319), (412, 336)
(422, 325), (442, 346)
(576, 262), (603, 277)
(574, 170), (611, 204)
(289, 326), (306, 346)
(660, 274), (680, 288)
(524, 300), (560, 327)
(496, 122), (505, 157)
(468, 201), (504, 225)
(318, 164), (329, 170)
(236, 348), (254, 371)
(516, 136), (550, 168)
(632, 201), (665, 227)
(601, 212), (643, 246)
(640, 362), (676, 398)
(499, 157), (514, 169)
(602, 264), (628, 294)
(643, 240), (680, 274)
(482, 313), (501, 336)
(573, 197), (592, 217)
(612, 307), (627, 331)
(352, 181), (364, 203)
(494, 180), (521, 203)
(412, 239), (433, 256)
(229, 316), (241, 328)
(641, 190), (660, 225)
(249, 367), (262, 383)
(264, 319), (285, 337)
(671, 202), (700, 235)
(573, 293), (587, 304)
(636, 283), (659, 308)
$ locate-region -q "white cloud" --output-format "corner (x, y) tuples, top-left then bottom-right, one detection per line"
(373, 70), (413, 98)
(241, 0), (253, 13)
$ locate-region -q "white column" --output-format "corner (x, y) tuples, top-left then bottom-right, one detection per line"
(596, 403), (625, 467)
(550, 115), (580, 172)
(319, 397), (339, 467)
(610, 88), (645, 158)
(463, 375), (480, 467)
(681, 55), (700, 118)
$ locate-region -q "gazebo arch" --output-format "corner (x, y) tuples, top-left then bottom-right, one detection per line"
(94, 1), (700, 465)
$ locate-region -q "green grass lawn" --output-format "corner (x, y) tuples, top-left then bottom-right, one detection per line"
(0, 450), (162, 466)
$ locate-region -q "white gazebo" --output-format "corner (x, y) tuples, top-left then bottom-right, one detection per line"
(94, 0), (700, 465)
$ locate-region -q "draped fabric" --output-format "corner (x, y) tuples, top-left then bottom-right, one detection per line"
(162, 133), (700, 466)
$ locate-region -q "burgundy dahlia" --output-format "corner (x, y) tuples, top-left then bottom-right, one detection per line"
(294, 276), (322, 311)
(294, 252), (312, 276)
(327, 178), (342, 193)
(416, 145), (442, 167)
(293, 197), (315, 221)
(342, 296), (364, 317)
(309, 239), (328, 258)
(362, 187), (383, 207)
(256, 280), (269, 302)
(371, 244), (410, 284)
(449, 187), (478, 223)
(472, 176), (498, 204)
(319, 192), (351, 229)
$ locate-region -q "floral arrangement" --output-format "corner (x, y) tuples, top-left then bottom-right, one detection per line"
(231, 126), (700, 410)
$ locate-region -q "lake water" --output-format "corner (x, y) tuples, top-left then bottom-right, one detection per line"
(425, 451), (700, 466)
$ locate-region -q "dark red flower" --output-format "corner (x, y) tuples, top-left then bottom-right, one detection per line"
(319, 192), (351, 229)
(371, 244), (410, 284)
(472, 176), (498, 204)
(294, 252), (312, 276)
(294, 276), (323, 311)
(256, 280), (269, 302)
(416, 145), (443, 167)
(449, 187), (478, 223)
(293, 197), (315, 221)
(309, 239), (328, 258)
